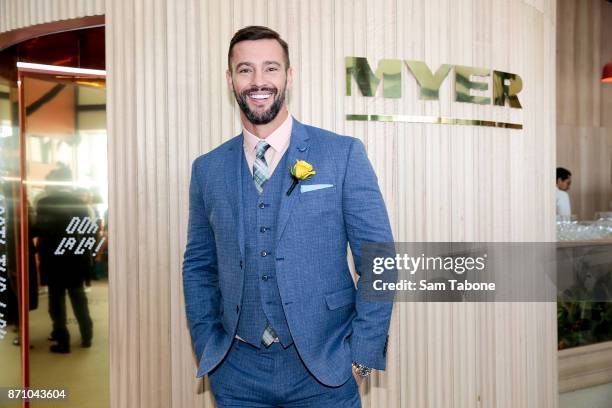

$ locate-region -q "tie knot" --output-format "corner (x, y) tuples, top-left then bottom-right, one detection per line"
(255, 140), (270, 159)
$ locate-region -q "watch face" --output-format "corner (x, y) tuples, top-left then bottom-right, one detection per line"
(353, 363), (372, 377)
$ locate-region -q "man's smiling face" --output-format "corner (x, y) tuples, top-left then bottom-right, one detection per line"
(227, 39), (293, 126)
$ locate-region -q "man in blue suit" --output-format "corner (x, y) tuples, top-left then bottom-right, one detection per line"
(183, 26), (394, 407)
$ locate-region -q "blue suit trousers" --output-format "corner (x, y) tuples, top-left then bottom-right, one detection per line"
(208, 339), (361, 407)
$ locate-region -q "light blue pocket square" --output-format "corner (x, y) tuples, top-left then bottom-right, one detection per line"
(301, 184), (334, 193)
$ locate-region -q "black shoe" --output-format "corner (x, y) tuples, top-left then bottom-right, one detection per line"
(48, 335), (56, 342)
(50, 344), (70, 353)
(81, 339), (92, 348)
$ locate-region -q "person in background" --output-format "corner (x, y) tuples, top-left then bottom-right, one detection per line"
(33, 168), (93, 353)
(76, 188), (97, 291)
(556, 167), (572, 217)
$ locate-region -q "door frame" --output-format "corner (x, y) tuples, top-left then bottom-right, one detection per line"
(16, 62), (105, 408)
(0, 16), (104, 53)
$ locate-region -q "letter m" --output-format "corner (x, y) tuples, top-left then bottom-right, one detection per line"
(345, 57), (401, 98)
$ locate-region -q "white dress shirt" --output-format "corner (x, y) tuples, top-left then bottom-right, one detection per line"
(243, 115), (293, 177)
(556, 188), (571, 216)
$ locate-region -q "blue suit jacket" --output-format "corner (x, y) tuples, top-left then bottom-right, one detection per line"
(183, 119), (394, 386)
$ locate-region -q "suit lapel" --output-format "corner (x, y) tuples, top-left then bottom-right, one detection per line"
(225, 135), (246, 261)
(276, 120), (311, 245)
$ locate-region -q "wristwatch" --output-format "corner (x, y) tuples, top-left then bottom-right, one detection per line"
(352, 362), (373, 378)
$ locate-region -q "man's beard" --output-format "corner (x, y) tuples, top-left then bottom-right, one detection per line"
(234, 83), (286, 125)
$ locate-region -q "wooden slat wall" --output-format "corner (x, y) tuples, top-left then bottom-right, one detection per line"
(603, 3), (612, 220)
(2, 0), (560, 407)
(556, 0), (612, 220)
(603, 2), (612, 130)
(0, 0), (104, 33)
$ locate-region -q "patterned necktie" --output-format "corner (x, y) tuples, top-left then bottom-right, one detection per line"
(253, 140), (278, 345)
(253, 140), (271, 193)
(262, 323), (278, 347)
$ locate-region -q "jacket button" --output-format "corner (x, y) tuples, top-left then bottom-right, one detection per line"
(236, 305), (239, 314)
(262, 275), (269, 281)
(259, 202), (266, 209)
(260, 226), (268, 233)
(261, 250), (268, 257)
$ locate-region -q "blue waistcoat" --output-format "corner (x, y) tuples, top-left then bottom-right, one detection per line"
(236, 150), (293, 348)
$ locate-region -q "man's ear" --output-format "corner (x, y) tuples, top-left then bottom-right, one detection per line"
(226, 69), (233, 92)
(286, 66), (294, 90)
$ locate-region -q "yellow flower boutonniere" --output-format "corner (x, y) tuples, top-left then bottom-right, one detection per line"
(286, 160), (316, 196)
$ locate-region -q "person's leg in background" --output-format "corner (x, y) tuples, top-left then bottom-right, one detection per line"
(67, 285), (93, 347)
(48, 284), (70, 353)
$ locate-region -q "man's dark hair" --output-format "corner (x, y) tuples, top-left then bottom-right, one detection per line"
(228, 26), (290, 71)
(556, 167), (571, 181)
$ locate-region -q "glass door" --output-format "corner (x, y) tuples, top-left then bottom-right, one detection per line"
(15, 63), (109, 408)
(0, 76), (22, 408)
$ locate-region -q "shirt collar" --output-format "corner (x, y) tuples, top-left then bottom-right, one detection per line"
(243, 114), (293, 153)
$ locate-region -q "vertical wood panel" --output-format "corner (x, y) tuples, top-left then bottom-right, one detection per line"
(106, 0), (139, 406)
(601, 2), (612, 216)
(556, 0), (612, 220)
(602, 2), (612, 130)
(0, 0), (104, 33)
(557, 0), (600, 127)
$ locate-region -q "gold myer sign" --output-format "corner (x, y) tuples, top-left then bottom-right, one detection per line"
(345, 57), (523, 129)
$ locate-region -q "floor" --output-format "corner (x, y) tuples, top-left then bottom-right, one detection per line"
(560, 382), (612, 408)
(0, 281), (109, 408)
